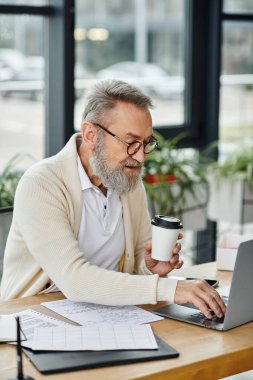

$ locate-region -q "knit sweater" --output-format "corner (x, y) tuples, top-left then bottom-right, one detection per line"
(0, 134), (178, 303)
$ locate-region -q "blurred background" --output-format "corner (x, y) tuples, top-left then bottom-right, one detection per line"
(0, 0), (253, 266)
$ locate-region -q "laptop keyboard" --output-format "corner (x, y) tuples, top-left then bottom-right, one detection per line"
(181, 297), (227, 326)
(191, 311), (224, 324)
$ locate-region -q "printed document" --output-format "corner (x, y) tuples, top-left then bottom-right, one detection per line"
(41, 299), (163, 326)
(32, 324), (158, 351)
(11, 309), (70, 349)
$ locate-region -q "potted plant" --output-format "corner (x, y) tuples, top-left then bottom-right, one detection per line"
(0, 154), (33, 266)
(207, 142), (253, 224)
(143, 132), (208, 231)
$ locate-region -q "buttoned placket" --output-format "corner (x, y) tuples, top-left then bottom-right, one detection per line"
(92, 187), (111, 230)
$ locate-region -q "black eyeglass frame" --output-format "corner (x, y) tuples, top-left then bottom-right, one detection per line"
(92, 122), (159, 156)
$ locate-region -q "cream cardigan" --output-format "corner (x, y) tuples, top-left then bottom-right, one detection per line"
(0, 134), (178, 303)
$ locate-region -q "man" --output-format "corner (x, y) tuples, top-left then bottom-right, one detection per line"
(1, 80), (225, 319)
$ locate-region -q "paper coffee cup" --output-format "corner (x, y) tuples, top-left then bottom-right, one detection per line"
(151, 215), (183, 261)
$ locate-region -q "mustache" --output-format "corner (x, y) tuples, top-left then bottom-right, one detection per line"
(121, 159), (143, 168)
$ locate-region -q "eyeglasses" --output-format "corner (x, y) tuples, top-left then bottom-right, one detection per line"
(92, 122), (159, 156)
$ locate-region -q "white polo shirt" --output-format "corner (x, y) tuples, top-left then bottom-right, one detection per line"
(44, 157), (125, 293)
(77, 156), (125, 271)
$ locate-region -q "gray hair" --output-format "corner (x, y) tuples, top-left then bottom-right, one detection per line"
(82, 79), (153, 124)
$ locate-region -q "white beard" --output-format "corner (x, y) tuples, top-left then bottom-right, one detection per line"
(89, 138), (142, 195)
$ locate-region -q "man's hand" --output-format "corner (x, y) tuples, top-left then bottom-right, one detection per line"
(144, 233), (183, 277)
(174, 279), (226, 319)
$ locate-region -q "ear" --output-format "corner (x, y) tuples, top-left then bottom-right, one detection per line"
(80, 122), (97, 149)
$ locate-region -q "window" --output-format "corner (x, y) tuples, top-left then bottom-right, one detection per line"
(0, 13), (45, 169)
(220, 21), (253, 146)
(74, 0), (186, 130)
(223, 0), (253, 13)
(215, 1), (253, 239)
(0, 1), (75, 161)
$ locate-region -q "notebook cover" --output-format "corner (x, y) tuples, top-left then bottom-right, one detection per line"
(23, 335), (179, 374)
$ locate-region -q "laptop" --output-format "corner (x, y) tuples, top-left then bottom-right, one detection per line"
(154, 240), (253, 331)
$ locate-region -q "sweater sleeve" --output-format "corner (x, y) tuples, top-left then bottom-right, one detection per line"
(13, 173), (176, 305)
(139, 260), (178, 303)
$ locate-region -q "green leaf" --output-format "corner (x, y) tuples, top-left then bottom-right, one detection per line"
(0, 153), (35, 208)
(143, 132), (207, 216)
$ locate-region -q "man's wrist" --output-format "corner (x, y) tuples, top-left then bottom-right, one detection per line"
(157, 277), (178, 303)
(142, 261), (153, 275)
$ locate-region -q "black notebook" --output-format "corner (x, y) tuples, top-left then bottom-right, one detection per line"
(23, 335), (179, 374)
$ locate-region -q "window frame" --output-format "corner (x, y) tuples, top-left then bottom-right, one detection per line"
(0, 0), (223, 152)
(0, 0), (75, 157)
(157, 0), (222, 151)
(196, 1), (253, 263)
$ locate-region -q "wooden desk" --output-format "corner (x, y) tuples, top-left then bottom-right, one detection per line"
(0, 262), (252, 380)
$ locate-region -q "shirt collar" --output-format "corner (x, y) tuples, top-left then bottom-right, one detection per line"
(77, 155), (113, 197)
(77, 155), (93, 191)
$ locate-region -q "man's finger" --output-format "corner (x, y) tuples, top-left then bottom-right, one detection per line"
(172, 242), (181, 253)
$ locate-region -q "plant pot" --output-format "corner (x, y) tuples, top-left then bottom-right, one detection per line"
(207, 175), (253, 224)
(0, 207), (13, 277)
(147, 182), (208, 231)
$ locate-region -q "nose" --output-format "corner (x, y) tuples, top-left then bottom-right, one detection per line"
(131, 146), (146, 163)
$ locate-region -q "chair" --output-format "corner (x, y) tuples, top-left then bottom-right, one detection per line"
(0, 207), (13, 279)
